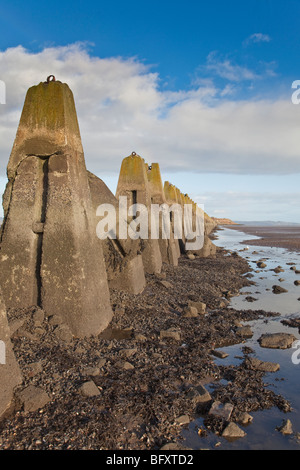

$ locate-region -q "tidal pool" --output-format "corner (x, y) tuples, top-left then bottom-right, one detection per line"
(181, 226), (300, 450)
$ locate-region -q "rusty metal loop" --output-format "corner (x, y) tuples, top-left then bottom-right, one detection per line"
(46, 75), (56, 83)
(131, 151), (136, 156)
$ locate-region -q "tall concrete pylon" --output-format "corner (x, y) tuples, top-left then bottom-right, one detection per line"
(88, 171), (146, 294)
(163, 181), (182, 257)
(146, 163), (179, 266)
(115, 152), (162, 274)
(0, 77), (113, 337)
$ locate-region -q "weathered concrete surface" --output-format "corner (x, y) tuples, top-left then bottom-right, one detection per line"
(0, 290), (22, 420)
(146, 164), (179, 266)
(116, 153), (162, 274)
(0, 79), (113, 337)
(88, 171), (146, 294)
(163, 182), (185, 256)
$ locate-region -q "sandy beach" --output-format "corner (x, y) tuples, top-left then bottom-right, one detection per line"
(224, 225), (300, 252)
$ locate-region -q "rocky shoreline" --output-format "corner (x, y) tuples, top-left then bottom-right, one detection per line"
(0, 243), (293, 450)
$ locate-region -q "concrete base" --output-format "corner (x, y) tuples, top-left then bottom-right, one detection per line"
(0, 292), (22, 420)
(108, 254), (146, 294)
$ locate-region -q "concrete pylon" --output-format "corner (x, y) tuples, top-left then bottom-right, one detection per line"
(0, 78), (112, 337)
(163, 182), (182, 257)
(146, 164), (179, 266)
(88, 171), (146, 294)
(0, 289), (22, 419)
(115, 153), (162, 274)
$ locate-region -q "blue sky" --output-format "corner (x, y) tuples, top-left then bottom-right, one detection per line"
(0, 0), (299, 222)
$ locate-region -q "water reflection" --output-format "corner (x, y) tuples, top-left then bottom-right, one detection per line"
(182, 227), (300, 450)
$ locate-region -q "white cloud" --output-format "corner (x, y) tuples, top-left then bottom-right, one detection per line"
(205, 51), (259, 82)
(245, 33), (272, 45)
(0, 43), (299, 183)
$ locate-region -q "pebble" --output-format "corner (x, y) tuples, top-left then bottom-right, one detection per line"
(222, 422), (246, 439)
(209, 401), (234, 421)
(17, 385), (51, 413)
(78, 381), (100, 397)
(236, 326), (253, 338)
(277, 419), (293, 435)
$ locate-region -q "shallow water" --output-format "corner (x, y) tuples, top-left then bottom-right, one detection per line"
(182, 227), (300, 450)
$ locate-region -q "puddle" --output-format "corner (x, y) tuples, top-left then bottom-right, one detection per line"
(181, 226), (300, 450)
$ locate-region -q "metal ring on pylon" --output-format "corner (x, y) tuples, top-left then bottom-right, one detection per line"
(46, 75), (56, 83)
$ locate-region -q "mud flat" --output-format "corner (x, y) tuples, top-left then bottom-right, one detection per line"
(226, 225), (300, 252)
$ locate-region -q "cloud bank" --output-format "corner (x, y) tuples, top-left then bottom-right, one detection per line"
(0, 43), (299, 181)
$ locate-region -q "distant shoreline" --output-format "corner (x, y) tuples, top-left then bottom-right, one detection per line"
(224, 224), (300, 253)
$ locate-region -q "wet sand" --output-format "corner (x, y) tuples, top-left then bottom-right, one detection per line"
(224, 225), (300, 252)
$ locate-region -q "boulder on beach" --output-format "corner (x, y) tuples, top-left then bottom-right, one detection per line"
(258, 333), (296, 349)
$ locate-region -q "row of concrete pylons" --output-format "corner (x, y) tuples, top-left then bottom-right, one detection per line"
(0, 78), (217, 417)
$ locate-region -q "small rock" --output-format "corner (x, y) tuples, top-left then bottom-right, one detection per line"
(290, 266), (297, 271)
(187, 253), (195, 260)
(97, 358), (107, 368)
(188, 301), (206, 314)
(272, 285), (288, 294)
(294, 280), (300, 286)
(54, 324), (73, 343)
(236, 326), (253, 338)
(120, 348), (138, 358)
(222, 422), (246, 439)
(186, 384), (212, 405)
(34, 326), (46, 336)
(78, 381), (100, 397)
(159, 280), (173, 289)
(156, 272), (167, 280)
(175, 415), (190, 425)
(81, 366), (100, 377)
(17, 385), (51, 413)
(258, 333), (297, 349)
(32, 308), (45, 325)
(245, 357), (280, 372)
(160, 328), (181, 341)
(135, 333), (147, 342)
(160, 443), (191, 451)
(27, 361), (43, 377)
(211, 349), (229, 359)
(114, 307), (125, 315)
(48, 315), (63, 327)
(236, 412), (253, 425)
(115, 360), (135, 370)
(277, 419), (293, 435)
(245, 296), (257, 303)
(209, 401), (234, 421)
(257, 262), (267, 268)
(183, 306), (199, 318)
(9, 318), (26, 336)
(273, 267), (284, 273)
